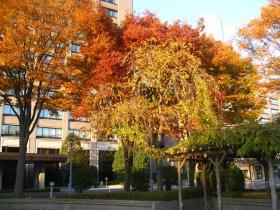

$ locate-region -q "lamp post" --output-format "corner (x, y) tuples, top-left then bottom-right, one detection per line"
(68, 138), (74, 194)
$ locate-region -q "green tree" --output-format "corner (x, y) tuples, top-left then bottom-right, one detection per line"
(168, 127), (240, 210)
(61, 134), (89, 165)
(112, 146), (149, 179)
(93, 97), (150, 192)
(237, 119), (280, 210)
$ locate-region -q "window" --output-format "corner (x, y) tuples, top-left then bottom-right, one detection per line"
(102, 0), (117, 4)
(1, 124), (20, 136)
(36, 127), (62, 138)
(255, 165), (263, 180)
(42, 54), (52, 64)
(39, 109), (62, 119)
(260, 117), (269, 124)
(271, 109), (279, 115)
(68, 129), (91, 139)
(71, 43), (80, 53)
(47, 91), (56, 97)
(69, 113), (89, 122)
(241, 170), (251, 180)
(6, 89), (15, 96)
(2, 146), (19, 153)
(106, 9), (118, 18)
(269, 97), (278, 105)
(263, 108), (270, 115)
(37, 148), (59, 155)
(3, 104), (19, 115)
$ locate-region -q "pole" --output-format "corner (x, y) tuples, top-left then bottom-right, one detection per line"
(267, 157), (278, 210)
(149, 157), (153, 191)
(68, 141), (73, 194)
(177, 161), (183, 210)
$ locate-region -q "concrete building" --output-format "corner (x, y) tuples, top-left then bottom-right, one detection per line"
(99, 0), (133, 25)
(0, 0), (133, 190)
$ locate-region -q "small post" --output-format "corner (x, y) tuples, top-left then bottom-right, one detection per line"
(49, 181), (55, 199)
(105, 176), (108, 188)
(68, 139), (74, 194)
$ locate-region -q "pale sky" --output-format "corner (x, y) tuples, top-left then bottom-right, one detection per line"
(133, 0), (268, 42)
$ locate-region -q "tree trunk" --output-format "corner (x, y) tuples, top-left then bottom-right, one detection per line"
(214, 157), (223, 210)
(223, 163), (229, 192)
(258, 158), (270, 195)
(156, 159), (163, 191)
(267, 157), (278, 210)
(264, 165), (270, 196)
(177, 160), (183, 210)
(263, 162), (270, 196)
(123, 146), (133, 192)
(13, 134), (28, 198)
(201, 164), (208, 210)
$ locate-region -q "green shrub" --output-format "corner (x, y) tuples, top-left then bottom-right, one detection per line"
(72, 164), (98, 193)
(226, 164), (244, 191)
(161, 165), (177, 191)
(64, 187), (203, 201)
(0, 188), (61, 193)
(223, 191), (242, 198)
(131, 170), (149, 191)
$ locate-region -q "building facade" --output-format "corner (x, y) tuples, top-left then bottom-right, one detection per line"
(0, 0), (133, 190)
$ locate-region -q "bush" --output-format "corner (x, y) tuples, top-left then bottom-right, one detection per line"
(64, 187), (203, 201)
(161, 165), (177, 191)
(72, 164), (98, 193)
(226, 164), (244, 191)
(131, 170), (149, 191)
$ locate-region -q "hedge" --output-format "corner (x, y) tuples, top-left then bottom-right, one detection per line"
(64, 187), (203, 201)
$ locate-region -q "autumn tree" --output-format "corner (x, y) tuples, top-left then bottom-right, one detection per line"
(199, 40), (264, 123)
(122, 14), (264, 190)
(61, 134), (89, 165)
(75, 13), (263, 199)
(239, 0), (280, 91)
(0, 0), (103, 197)
(129, 38), (220, 209)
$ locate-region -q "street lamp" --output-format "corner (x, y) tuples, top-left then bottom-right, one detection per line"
(68, 138), (74, 194)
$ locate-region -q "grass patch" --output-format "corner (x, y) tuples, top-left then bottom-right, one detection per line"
(63, 187), (203, 201)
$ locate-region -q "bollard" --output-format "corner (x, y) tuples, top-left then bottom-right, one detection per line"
(49, 181), (55, 199)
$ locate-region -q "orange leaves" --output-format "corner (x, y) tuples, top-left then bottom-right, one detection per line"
(122, 13), (202, 53)
(90, 51), (124, 86)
